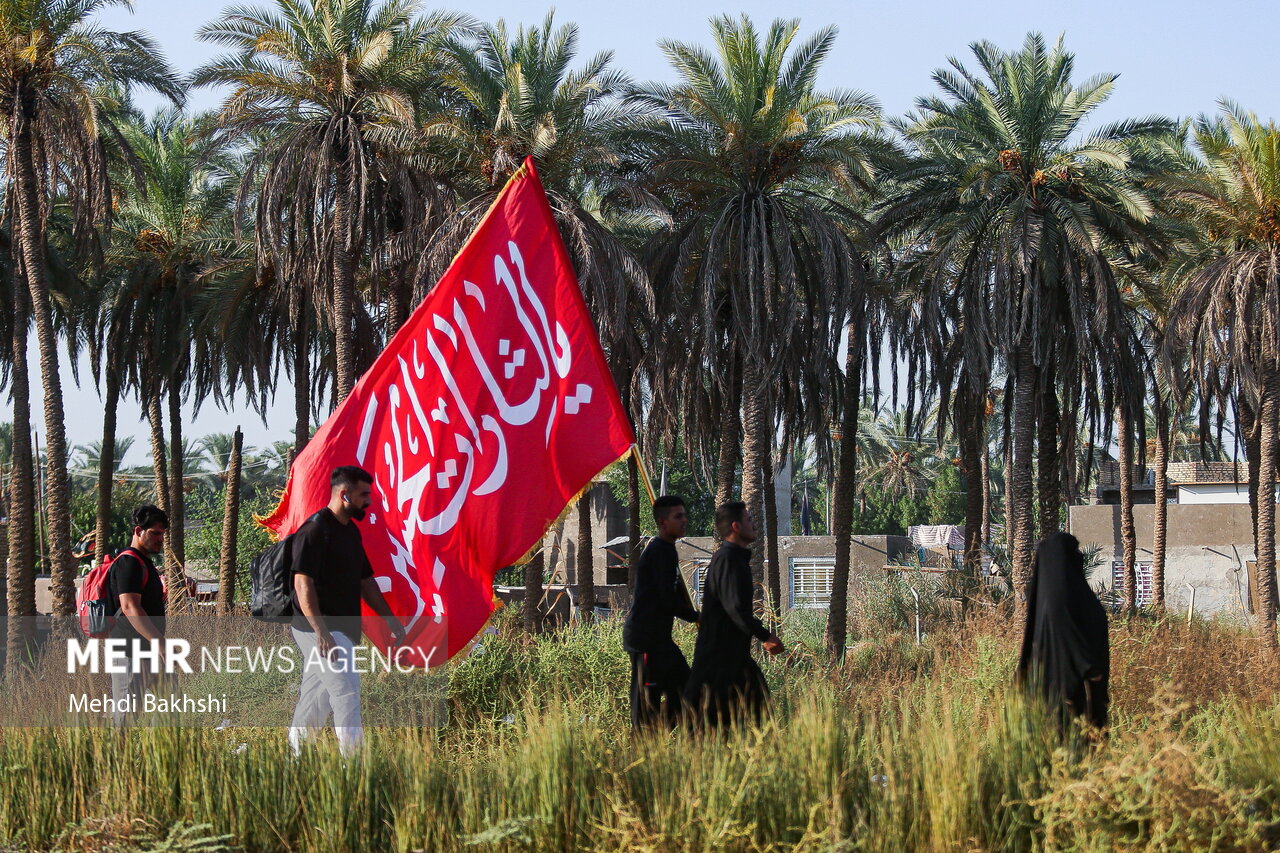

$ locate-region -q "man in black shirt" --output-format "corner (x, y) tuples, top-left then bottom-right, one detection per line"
(107, 504), (169, 724)
(622, 495), (698, 729)
(685, 502), (784, 728)
(289, 465), (405, 755)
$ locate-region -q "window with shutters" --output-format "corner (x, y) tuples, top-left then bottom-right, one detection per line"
(684, 559), (710, 607)
(1110, 560), (1153, 608)
(790, 556), (836, 609)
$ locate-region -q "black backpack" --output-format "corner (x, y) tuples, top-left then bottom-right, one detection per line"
(249, 511), (325, 622)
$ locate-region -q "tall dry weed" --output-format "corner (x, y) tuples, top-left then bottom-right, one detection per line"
(0, 605), (1278, 851)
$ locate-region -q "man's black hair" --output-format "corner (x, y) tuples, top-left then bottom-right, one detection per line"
(714, 501), (747, 539)
(132, 504), (169, 530)
(652, 494), (685, 523)
(331, 465), (374, 490)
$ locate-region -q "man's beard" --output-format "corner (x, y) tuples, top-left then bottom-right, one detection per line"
(350, 505), (367, 522)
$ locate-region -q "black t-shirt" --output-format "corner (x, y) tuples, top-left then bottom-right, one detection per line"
(107, 549), (165, 640)
(290, 508), (374, 637)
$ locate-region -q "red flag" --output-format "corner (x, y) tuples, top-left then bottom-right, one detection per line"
(262, 158), (635, 664)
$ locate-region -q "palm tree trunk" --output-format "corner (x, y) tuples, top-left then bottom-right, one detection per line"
(216, 428), (243, 614)
(981, 439), (992, 545)
(33, 432), (46, 575)
(627, 453), (641, 588)
(523, 548), (544, 633)
(620, 379), (642, 589)
(293, 296), (310, 457)
(333, 152), (358, 403)
(762, 445), (782, 625)
(1254, 370), (1280, 649)
(145, 387), (178, 579)
(715, 355), (743, 507)
(388, 262), (412, 337)
(151, 389), (181, 614)
(741, 362), (769, 606)
(147, 390), (169, 515)
(1273, 436), (1280, 611)
(1151, 396), (1171, 610)
(1118, 404), (1138, 612)
(576, 488), (595, 620)
(1057, 395), (1079, 509)
(1003, 438), (1014, 541)
(168, 383), (186, 568)
(6, 292), (36, 674)
(0, 472), (6, 616)
(958, 387), (984, 575)
(1010, 350), (1038, 617)
(12, 116), (75, 633)
(1241, 395), (1262, 550)
(1037, 379), (1061, 537)
(826, 315), (863, 655)
(93, 369), (120, 568)
(0, 500), (6, 654)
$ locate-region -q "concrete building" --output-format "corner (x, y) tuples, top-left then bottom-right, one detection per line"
(1069, 460), (1278, 621)
(534, 479), (914, 615)
(543, 478), (629, 587)
(674, 535), (913, 609)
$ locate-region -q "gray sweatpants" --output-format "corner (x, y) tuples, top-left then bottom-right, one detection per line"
(109, 644), (163, 726)
(289, 628), (362, 755)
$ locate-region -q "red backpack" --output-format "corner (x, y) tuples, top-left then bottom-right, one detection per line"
(77, 547), (156, 638)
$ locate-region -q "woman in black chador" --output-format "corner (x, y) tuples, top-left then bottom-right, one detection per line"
(1016, 532), (1110, 730)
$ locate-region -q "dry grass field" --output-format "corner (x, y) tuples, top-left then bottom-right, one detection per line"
(0, 598), (1277, 852)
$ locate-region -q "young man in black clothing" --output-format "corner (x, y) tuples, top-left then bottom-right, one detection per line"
(289, 465), (406, 755)
(684, 502), (784, 728)
(622, 495), (698, 729)
(108, 504), (169, 724)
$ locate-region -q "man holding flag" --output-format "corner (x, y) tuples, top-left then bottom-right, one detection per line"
(263, 157), (636, 708)
(289, 465), (406, 755)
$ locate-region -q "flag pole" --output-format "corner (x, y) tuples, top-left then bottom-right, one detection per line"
(631, 445), (656, 504)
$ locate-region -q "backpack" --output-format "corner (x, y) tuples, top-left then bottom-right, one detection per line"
(77, 547), (152, 639)
(249, 511), (325, 623)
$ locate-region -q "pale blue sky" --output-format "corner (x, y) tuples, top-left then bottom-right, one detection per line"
(17, 0), (1280, 463)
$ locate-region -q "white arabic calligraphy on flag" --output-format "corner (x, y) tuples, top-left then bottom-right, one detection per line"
(264, 158), (636, 664)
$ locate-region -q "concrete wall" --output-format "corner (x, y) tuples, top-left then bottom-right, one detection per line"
(675, 534), (913, 604)
(1068, 503), (1268, 620)
(505, 534), (913, 617)
(676, 534), (911, 572)
(1177, 483), (1251, 504)
(543, 481), (628, 587)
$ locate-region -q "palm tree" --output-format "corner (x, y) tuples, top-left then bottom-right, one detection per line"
(630, 16), (882, 619)
(1141, 301), (1182, 613)
(195, 0), (464, 404)
(880, 34), (1170, 614)
(5, 285), (36, 672)
(421, 13), (654, 618)
(3, 213), (85, 654)
(0, 0), (182, 631)
(1115, 402), (1138, 610)
(1129, 253), (1198, 612)
(96, 108), (238, 590)
(75, 436), (131, 558)
(1165, 103), (1280, 647)
(197, 432), (258, 492)
(217, 427), (243, 614)
(857, 404), (940, 498)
